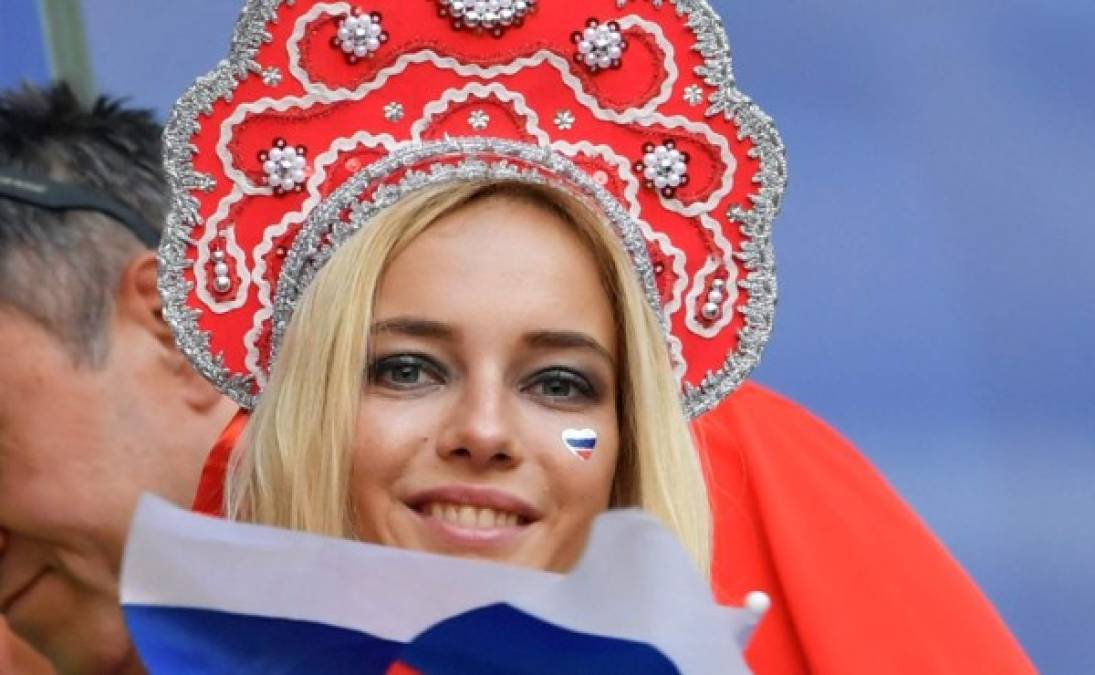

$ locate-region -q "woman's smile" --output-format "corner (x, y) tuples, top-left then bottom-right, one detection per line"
(403, 484), (541, 551)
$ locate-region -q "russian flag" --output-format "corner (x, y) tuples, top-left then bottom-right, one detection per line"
(121, 496), (758, 674)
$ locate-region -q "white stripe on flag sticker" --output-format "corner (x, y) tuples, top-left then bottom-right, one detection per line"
(121, 495), (758, 673)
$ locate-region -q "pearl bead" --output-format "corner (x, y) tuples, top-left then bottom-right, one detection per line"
(701, 302), (720, 320)
(211, 250), (225, 262)
(707, 289), (724, 305)
(213, 262), (229, 277)
(712, 278), (726, 289)
(744, 590), (771, 615)
(213, 276), (231, 293)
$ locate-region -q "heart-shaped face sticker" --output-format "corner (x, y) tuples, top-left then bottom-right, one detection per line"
(561, 428), (597, 461)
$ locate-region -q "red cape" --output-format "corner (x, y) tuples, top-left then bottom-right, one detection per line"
(194, 383), (1034, 673)
(697, 383), (1034, 673)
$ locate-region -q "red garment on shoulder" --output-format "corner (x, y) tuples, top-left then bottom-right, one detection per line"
(698, 382), (1034, 674)
(193, 384), (1034, 673)
(191, 409), (248, 517)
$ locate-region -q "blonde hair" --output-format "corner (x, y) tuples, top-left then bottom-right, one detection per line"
(227, 180), (713, 576)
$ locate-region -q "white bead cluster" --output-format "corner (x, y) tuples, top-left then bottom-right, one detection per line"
(211, 249), (232, 294)
(700, 278), (727, 320)
(554, 109), (575, 130)
(683, 84), (704, 106)
(334, 12), (387, 61)
(572, 19), (627, 72)
(259, 139), (307, 194)
(467, 109), (491, 130)
(384, 101), (405, 122)
(635, 140), (690, 197)
(261, 67), (282, 87)
(439, 0), (534, 35)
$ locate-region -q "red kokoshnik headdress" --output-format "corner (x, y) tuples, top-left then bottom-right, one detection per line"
(160, 0), (786, 416)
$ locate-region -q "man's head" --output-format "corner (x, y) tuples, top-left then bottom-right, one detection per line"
(0, 84), (235, 673)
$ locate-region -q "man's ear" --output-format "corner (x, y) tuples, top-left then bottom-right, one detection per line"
(118, 252), (225, 412)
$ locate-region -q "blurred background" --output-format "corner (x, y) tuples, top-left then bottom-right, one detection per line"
(2, 0), (1091, 671)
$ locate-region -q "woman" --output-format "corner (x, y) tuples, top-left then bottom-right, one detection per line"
(159, 0), (1033, 671)
(225, 179), (713, 575)
(163, 0), (777, 574)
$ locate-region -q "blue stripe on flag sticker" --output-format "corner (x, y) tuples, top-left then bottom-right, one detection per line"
(397, 603), (680, 674)
(124, 605), (401, 674)
(564, 437), (597, 449)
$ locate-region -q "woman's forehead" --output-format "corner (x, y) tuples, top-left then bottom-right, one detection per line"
(375, 198), (616, 351)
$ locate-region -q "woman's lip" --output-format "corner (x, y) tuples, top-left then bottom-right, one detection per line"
(404, 484), (542, 522)
(0, 568), (49, 615)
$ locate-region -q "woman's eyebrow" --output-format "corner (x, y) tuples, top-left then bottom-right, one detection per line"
(371, 317), (455, 340)
(524, 330), (615, 366)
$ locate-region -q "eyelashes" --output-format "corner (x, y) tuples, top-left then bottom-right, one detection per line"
(525, 368), (598, 402)
(367, 354), (446, 390)
(366, 353), (600, 403)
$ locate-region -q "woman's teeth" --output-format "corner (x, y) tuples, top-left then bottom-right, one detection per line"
(424, 503), (521, 528)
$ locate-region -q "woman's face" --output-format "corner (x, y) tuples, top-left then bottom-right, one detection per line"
(349, 195), (619, 572)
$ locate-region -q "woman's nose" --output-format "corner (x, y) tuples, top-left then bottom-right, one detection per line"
(437, 378), (520, 469)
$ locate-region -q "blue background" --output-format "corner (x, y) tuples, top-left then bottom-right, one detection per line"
(2, 1), (1091, 671)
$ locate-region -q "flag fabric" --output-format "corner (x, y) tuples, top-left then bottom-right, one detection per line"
(121, 495), (758, 674)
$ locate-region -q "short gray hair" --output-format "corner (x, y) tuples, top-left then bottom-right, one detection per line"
(0, 83), (166, 365)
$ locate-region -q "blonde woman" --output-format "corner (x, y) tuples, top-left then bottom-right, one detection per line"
(225, 180), (713, 576)
(157, 0), (1036, 671)
(159, 0), (781, 669)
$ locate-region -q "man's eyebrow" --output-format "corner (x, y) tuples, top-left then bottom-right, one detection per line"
(524, 330), (616, 366)
(371, 317), (456, 340)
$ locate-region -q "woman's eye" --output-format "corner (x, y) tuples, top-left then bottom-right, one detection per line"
(529, 369), (596, 401)
(369, 355), (444, 390)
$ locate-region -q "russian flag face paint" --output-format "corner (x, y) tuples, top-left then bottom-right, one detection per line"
(561, 428), (598, 460)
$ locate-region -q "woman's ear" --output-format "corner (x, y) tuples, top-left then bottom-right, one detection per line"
(118, 252), (225, 412)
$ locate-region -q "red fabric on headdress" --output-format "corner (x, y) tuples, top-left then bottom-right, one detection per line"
(193, 384), (1035, 673)
(697, 383), (1035, 674)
